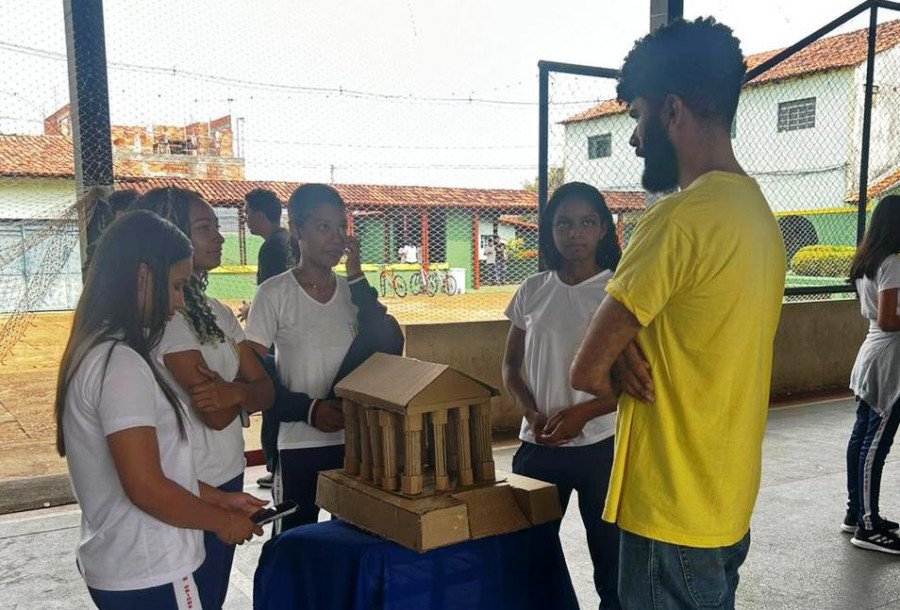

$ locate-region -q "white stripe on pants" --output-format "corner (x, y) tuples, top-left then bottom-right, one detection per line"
(862, 407), (893, 530)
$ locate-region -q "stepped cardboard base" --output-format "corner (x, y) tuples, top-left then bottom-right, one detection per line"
(316, 469), (561, 552)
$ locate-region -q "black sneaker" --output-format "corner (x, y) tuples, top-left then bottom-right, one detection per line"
(257, 473), (274, 489)
(841, 510), (900, 533)
(851, 528), (900, 554)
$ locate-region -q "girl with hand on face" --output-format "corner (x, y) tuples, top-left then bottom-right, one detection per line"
(502, 182), (623, 609)
(135, 188), (274, 609)
(246, 184), (403, 534)
(56, 211), (262, 610)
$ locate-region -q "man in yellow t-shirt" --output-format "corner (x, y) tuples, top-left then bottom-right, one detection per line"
(570, 18), (786, 609)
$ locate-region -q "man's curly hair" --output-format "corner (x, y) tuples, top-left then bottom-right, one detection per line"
(617, 17), (746, 128)
(133, 187), (226, 345)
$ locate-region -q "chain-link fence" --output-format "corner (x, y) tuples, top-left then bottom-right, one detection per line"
(541, 7), (900, 303)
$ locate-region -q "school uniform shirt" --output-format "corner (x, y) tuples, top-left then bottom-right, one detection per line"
(63, 342), (204, 591)
(850, 254), (900, 415)
(245, 270), (358, 450)
(505, 269), (616, 446)
(155, 298), (246, 488)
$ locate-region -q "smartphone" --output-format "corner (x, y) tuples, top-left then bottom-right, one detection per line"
(251, 501), (299, 526)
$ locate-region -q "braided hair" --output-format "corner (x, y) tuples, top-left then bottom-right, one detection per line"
(134, 187), (226, 345)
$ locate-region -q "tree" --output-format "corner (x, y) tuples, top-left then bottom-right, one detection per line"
(522, 167), (565, 193)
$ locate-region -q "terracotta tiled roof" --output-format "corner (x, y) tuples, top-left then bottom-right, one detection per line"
(0, 134), (147, 178)
(115, 177), (645, 213)
(865, 168), (900, 200)
(0, 135), (77, 178)
(563, 19), (900, 124)
(0, 134), (644, 212)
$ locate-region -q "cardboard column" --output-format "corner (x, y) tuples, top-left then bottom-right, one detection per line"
(472, 401), (495, 483)
(380, 410), (399, 491)
(431, 409), (450, 491)
(366, 409), (384, 485)
(401, 414), (424, 495)
(454, 405), (474, 486)
(359, 405), (372, 481)
(343, 399), (361, 476)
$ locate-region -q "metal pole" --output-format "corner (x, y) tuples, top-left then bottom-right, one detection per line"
(537, 62), (549, 272)
(650, 0), (683, 31)
(64, 0), (113, 276)
(857, 5), (878, 244)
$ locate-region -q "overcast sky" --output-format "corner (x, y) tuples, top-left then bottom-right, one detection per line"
(0, 1), (896, 188)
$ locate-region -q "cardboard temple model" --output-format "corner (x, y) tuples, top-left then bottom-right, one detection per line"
(317, 353), (562, 552)
(335, 352), (497, 495)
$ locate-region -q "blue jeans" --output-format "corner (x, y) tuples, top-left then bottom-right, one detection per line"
(618, 530), (750, 610)
(846, 398), (900, 530)
(88, 572), (203, 609)
(512, 438), (620, 610)
(195, 473), (243, 609)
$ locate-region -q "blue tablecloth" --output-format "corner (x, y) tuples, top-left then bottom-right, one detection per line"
(253, 520), (578, 610)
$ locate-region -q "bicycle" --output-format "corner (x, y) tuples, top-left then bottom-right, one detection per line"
(408, 266), (439, 297)
(429, 268), (458, 296)
(379, 266), (407, 298)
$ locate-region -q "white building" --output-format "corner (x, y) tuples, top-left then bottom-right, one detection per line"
(562, 20), (900, 243)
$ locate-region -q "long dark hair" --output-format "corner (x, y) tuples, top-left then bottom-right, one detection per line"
(55, 211), (192, 456)
(539, 182), (622, 272)
(134, 187), (225, 344)
(850, 195), (900, 281)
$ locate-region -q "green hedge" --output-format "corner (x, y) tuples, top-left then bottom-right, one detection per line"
(790, 245), (855, 278)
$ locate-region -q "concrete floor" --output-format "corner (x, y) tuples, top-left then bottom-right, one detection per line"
(2, 398), (900, 609)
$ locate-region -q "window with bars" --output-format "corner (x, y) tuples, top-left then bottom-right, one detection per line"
(587, 133), (612, 159)
(777, 97), (816, 132)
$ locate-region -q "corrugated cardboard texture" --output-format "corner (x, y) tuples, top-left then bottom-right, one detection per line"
(451, 485), (529, 539)
(316, 469), (561, 552)
(334, 353), (497, 414)
(501, 472), (563, 525)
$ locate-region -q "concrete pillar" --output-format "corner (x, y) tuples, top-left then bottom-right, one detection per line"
(650, 0), (683, 31)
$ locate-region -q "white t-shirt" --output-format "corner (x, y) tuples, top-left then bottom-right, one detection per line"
(505, 270), (616, 446)
(156, 298), (246, 487)
(63, 342), (204, 591)
(850, 254), (900, 415)
(245, 270), (358, 450)
(401, 245), (418, 264)
(484, 244), (496, 264)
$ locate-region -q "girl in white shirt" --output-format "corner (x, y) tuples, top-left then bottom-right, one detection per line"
(246, 184), (370, 533)
(55, 210), (262, 610)
(845, 194), (900, 555)
(135, 187), (274, 608)
(502, 182), (622, 609)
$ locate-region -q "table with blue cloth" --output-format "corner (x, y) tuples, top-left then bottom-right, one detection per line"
(253, 519), (578, 610)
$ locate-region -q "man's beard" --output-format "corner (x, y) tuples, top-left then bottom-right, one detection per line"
(640, 116), (680, 194)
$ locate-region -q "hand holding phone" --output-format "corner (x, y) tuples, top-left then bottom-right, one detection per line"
(251, 501), (299, 526)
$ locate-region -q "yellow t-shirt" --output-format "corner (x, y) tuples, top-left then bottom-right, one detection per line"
(603, 171), (786, 548)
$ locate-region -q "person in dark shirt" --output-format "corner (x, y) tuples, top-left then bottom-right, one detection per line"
(242, 188), (295, 489)
(246, 189), (295, 286)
